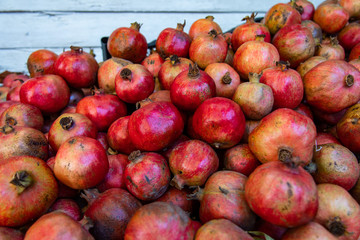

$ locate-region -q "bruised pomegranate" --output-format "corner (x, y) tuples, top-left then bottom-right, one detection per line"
(315, 37), (345, 60)
(245, 160), (318, 228)
(282, 221), (337, 240)
(124, 151), (170, 201)
(313, 3), (349, 34)
(141, 50), (165, 77)
(27, 49), (58, 78)
(0, 156), (58, 227)
(169, 139), (219, 189)
(48, 198), (81, 221)
(223, 144), (260, 176)
(189, 16), (222, 40)
(107, 116), (136, 155)
(124, 202), (197, 240)
(82, 188), (141, 240)
(107, 22), (147, 63)
(301, 20), (323, 45)
(3, 73), (29, 88)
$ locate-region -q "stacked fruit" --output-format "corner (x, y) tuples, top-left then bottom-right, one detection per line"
(1, 0), (360, 239)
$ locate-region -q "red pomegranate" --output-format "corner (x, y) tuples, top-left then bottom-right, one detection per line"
(303, 60), (360, 113)
(27, 49), (58, 78)
(264, 3), (302, 35)
(141, 50), (165, 77)
(54, 136), (109, 189)
(316, 132), (340, 145)
(339, 0), (360, 19)
(313, 3), (349, 34)
(107, 22), (147, 63)
(169, 139), (219, 189)
(156, 21), (191, 58)
(231, 13), (271, 52)
(3, 73), (29, 88)
(76, 90), (127, 131)
(192, 97), (246, 149)
(107, 116), (136, 154)
(0, 101), (18, 116)
(312, 107), (348, 125)
(301, 20), (323, 45)
(82, 188), (142, 240)
(249, 108), (316, 166)
(315, 37), (345, 60)
(156, 187), (194, 213)
(337, 103), (360, 153)
(115, 64), (155, 104)
(255, 219), (288, 240)
(0, 227), (24, 240)
(48, 112), (98, 152)
(20, 74), (70, 114)
(6, 84), (22, 102)
(245, 160), (318, 228)
(315, 183), (360, 240)
(189, 30), (228, 69)
(233, 35), (280, 80)
(98, 57), (132, 94)
(128, 101), (184, 151)
(223, 144), (260, 176)
(349, 43), (360, 61)
(188, 16), (222, 40)
(282, 221), (337, 240)
(260, 61), (304, 109)
(0, 156), (58, 227)
(124, 202), (197, 240)
(338, 22), (360, 52)
(137, 90), (172, 108)
(170, 63), (216, 112)
(48, 198), (81, 221)
(296, 56), (327, 79)
(294, 103), (313, 120)
(288, 0), (315, 20)
(158, 55), (193, 90)
(124, 151), (171, 201)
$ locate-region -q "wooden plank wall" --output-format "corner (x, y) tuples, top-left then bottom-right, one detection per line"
(0, 0), (323, 73)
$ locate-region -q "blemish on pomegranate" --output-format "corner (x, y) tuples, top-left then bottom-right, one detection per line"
(286, 182), (293, 198)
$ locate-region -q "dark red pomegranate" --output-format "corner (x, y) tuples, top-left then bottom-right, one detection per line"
(192, 97), (245, 149)
(54, 46), (98, 88)
(255, 219), (288, 240)
(48, 198), (81, 221)
(296, 56), (327, 79)
(0, 227), (24, 240)
(156, 187), (194, 213)
(124, 151), (170, 201)
(20, 74), (70, 114)
(107, 22), (147, 63)
(223, 144), (260, 176)
(231, 13), (271, 52)
(82, 188), (142, 240)
(115, 64), (155, 104)
(294, 103), (313, 120)
(245, 160), (318, 228)
(156, 21), (191, 58)
(141, 50), (165, 77)
(189, 16), (222, 40)
(170, 63), (216, 112)
(337, 103), (360, 153)
(76, 90), (127, 131)
(27, 49), (58, 78)
(128, 101), (184, 151)
(282, 221), (337, 240)
(316, 132), (340, 145)
(54, 136), (109, 189)
(349, 43), (360, 61)
(189, 30), (228, 69)
(338, 22), (360, 52)
(315, 37), (345, 60)
(107, 116), (137, 154)
(124, 202), (197, 240)
(169, 139), (219, 189)
(313, 3), (349, 34)
(312, 107), (348, 125)
(2, 73), (29, 88)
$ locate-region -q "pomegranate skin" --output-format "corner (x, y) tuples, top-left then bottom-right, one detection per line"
(313, 3), (349, 34)
(301, 20), (323, 45)
(20, 74), (70, 114)
(294, 103), (313, 120)
(0, 101), (18, 116)
(245, 161), (318, 228)
(107, 116), (137, 155)
(296, 56), (327, 79)
(48, 198), (81, 221)
(27, 49), (58, 78)
(339, 0), (360, 19)
(156, 187), (194, 213)
(338, 22), (360, 52)
(128, 101), (184, 152)
(289, 0), (315, 21)
(169, 139), (219, 189)
(0, 227), (24, 240)
(349, 43), (360, 61)
(223, 144), (260, 176)
(192, 97), (246, 149)
(141, 51), (165, 77)
(282, 221), (337, 240)
(124, 202), (197, 240)
(315, 37), (345, 60)
(189, 16), (222, 41)
(3, 73), (29, 88)
(316, 132), (340, 145)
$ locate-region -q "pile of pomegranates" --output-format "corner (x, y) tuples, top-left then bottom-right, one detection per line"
(1, 0), (360, 239)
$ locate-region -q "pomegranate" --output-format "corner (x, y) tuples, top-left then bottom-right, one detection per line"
(115, 64), (155, 104)
(294, 103), (313, 120)
(124, 202), (197, 240)
(158, 55), (193, 90)
(312, 107), (348, 125)
(107, 22), (147, 63)
(315, 183), (360, 240)
(170, 63), (216, 112)
(0, 125), (48, 163)
(232, 72), (273, 120)
(0, 102), (43, 130)
(82, 188), (141, 240)
(192, 97), (245, 149)
(6, 83), (23, 102)
(107, 116), (137, 155)
(54, 46), (98, 88)
(249, 108), (316, 166)
(301, 20), (323, 45)
(189, 16), (222, 40)
(231, 13), (271, 52)
(27, 49), (58, 78)
(264, 3), (302, 35)
(338, 22), (360, 52)
(241, 120), (260, 143)
(313, 3), (349, 34)
(98, 57), (132, 94)
(141, 50), (165, 77)
(124, 151), (170, 201)
(189, 30), (228, 69)
(339, 0), (360, 19)
(349, 43), (360, 61)
(223, 144), (260, 176)
(3, 73), (29, 88)
(316, 132), (340, 145)
(161, 134), (190, 159)
(169, 139), (219, 189)
(156, 187), (194, 213)
(128, 101), (184, 151)
(315, 37), (345, 60)
(0, 101), (18, 116)
(48, 198), (81, 221)
(54, 136), (109, 189)
(137, 89), (171, 108)
(288, 0), (315, 20)
(282, 221), (337, 240)
(296, 56), (327, 79)
(67, 88), (84, 107)
(204, 63), (241, 98)
(20, 74), (70, 114)
(156, 21), (191, 58)
(48, 112), (98, 152)
(24, 211), (94, 240)
(0, 156), (58, 227)
(304, 60), (360, 113)
(233, 35), (280, 80)
(0, 227), (24, 240)
(337, 103), (360, 153)
(245, 160), (318, 228)
(255, 219), (288, 240)
(194, 219), (253, 240)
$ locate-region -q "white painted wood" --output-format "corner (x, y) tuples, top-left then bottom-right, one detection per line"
(0, 0), (324, 12)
